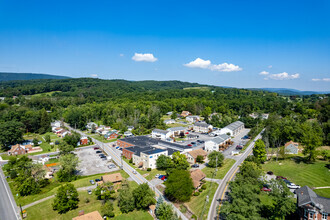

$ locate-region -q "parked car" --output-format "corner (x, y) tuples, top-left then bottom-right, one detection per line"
(89, 180), (95, 185)
(158, 175), (165, 179)
(93, 147), (99, 150)
(161, 176), (167, 181)
(95, 150), (102, 154)
(191, 142), (196, 145)
(87, 189), (92, 195)
(287, 183), (300, 189)
(99, 153), (105, 157)
(155, 174), (160, 178)
(267, 171), (274, 175)
(115, 146), (120, 149)
(187, 144), (192, 147)
(95, 178), (101, 182)
(132, 170), (137, 174)
(108, 164), (116, 169)
(191, 164), (199, 168)
(236, 145), (243, 150)
(276, 176), (287, 180)
(261, 187), (271, 192)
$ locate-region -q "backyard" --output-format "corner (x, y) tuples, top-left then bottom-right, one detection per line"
(262, 158), (330, 197)
(202, 159), (236, 179)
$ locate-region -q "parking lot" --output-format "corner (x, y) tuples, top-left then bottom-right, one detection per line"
(75, 146), (119, 176)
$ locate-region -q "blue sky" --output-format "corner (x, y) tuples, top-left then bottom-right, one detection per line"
(0, 0), (329, 91)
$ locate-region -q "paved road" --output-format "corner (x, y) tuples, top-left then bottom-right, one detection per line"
(0, 167), (21, 220)
(65, 123), (188, 220)
(207, 129), (264, 220)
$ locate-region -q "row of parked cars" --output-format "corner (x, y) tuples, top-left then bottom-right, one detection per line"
(186, 139), (205, 147)
(155, 174), (167, 181)
(263, 171), (301, 192)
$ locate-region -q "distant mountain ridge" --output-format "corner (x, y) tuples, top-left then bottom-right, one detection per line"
(251, 88), (329, 95)
(0, 72), (70, 81)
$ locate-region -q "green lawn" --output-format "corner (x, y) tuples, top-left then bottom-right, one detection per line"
(185, 181), (218, 219)
(202, 159), (236, 179)
(25, 184), (152, 220)
(11, 170), (129, 206)
(262, 159), (330, 197)
(314, 188), (330, 198)
(89, 134), (119, 143)
(122, 158), (166, 180)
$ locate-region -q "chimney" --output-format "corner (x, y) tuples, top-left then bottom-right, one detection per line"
(301, 191), (303, 195)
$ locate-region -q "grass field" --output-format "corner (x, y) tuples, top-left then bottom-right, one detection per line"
(25, 188), (152, 220)
(262, 159), (330, 197)
(122, 158), (166, 180)
(185, 181), (218, 219)
(31, 91), (62, 97)
(89, 134), (118, 143)
(202, 159), (236, 179)
(183, 87), (211, 91)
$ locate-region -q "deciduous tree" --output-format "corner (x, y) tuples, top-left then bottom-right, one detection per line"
(165, 169), (193, 202)
(52, 184), (79, 214)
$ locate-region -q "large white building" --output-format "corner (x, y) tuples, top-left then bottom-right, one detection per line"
(186, 115), (200, 123)
(205, 134), (231, 152)
(218, 121), (244, 136)
(193, 122), (213, 133)
(151, 129), (171, 140)
(167, 126), (186, 137)
(140, 148), (168, 169)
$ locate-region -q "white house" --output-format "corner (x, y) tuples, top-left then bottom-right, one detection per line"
(51, 120), (61, 129)
(186, 115), (200, 123)
(167, 126), (186, 137)
(140, 149), (168, 169)
(86, 122), (98, 130)
(218, 121), (244, 136)
(127, 126), (134, 131)
(151, 129), (171, 140)
(193, 122), (213, 133)
(164, 119), (176, 125)
(205, 134), (230, 152)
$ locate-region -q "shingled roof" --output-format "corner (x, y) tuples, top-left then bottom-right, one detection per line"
(296, 186), (330, 213)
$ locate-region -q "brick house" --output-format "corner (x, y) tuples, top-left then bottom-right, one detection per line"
(185, 149), (208, 164)
(80, 137), (89, 145)
(105, 131), (119, 140)
(117, 139), (135, 149)
(296, 186), (330, 220)
(8, 144), (29, 155)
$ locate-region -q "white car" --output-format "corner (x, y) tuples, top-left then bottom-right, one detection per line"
(132, 170), (137, 174)
(155, 174), (160, 178)
(287, 183), (300, 189)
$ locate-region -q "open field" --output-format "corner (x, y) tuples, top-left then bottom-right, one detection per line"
(202, 159), (236, 179)
(183, 87), (211, 91)
(185, 181), (218, 219)
(31, 91), (62, 97)
(262, 159), (330, 197)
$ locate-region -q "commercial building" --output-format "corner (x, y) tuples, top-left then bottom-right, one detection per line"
(205, 134), (231, 152)
(218, 121), (244, 136)
(193, 122), (213, 133)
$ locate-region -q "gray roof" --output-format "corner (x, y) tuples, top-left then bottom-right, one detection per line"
(125, 146), (156, 156)
(152, 129), (169, 134)
(224, 121), (244, 131)
(194, 122), (211, 128)
(167, 126), (186, 132)
(142, 148), (167, 155)
(210, 134), (230, 144)
(296, 186), (330, 213)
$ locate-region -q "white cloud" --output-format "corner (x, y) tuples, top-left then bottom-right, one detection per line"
(266, 72), (300, 80)
(132, 53), (157, 62)
(268, 65), (273, 68)
(90, 74), (98, 78)
(312, 78), (330, 82)
(260, 71), (269, 75)
(119, 54), (124, 57)
(184, 58), (211, 69)
(184, 58), (242, 72)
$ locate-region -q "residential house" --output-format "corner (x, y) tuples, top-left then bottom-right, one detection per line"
(151, 129), (171, 140)
(262, 113), (269, 120)
(57, 129), (70, 138)
(127, 126), (134, 131)
(167, 126), (186, 137)
(185, 149), (207, 164)
(186, 115), (200, 123)
(190, 169), (206, 190)
(101, 173), (123, 184)
(53, 127), (63, 134)
(104, 131), (119, 140)
(296, 186), (330, 220)
(72, 211), (103, 220)
(284, 141), (299, 154)
(164, 119), (176, 125)
(51, 121), (62, 130)
(86, 122), (97, 130)
(193, 122), (213, 133)
(140, 148), (168, 169)
(166, 111), (173, 116)
(187, 134), (199, 140)
(124, 131), (133, 137)
(123, 146), (155, 160)
(181, 111), (191, 117)
(205, 134), (231, 152)
(8, 144), (42, 155)
(218, 121), (244, 136)
(80, 137), (89, 145)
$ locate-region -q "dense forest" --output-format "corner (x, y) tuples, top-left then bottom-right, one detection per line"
(0, 78), (329, 157)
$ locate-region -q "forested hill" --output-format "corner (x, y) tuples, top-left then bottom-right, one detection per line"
(0, 78), (210, 97)
(0, 72), (70, 81)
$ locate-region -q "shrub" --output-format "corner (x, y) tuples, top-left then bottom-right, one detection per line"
(194, 192), (200, 196)
(198, 188), (203, 192)
(129, 158), (133, 163)
(110, 190), (115, 194)
(201, 179), (206, 183)
(147, 168), (151, 171)
(201, 184), (207, 190)
(85, 198), (90, 203)
(192, 214), (197, 219)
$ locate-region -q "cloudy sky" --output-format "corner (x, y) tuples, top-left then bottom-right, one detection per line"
(0, 0), (329, 91)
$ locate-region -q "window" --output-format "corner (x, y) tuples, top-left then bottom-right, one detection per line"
(308, 212), (314, 220)
(322, 213), (328, 220)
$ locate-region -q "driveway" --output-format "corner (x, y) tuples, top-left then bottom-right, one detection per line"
(222, 128), (250, 158)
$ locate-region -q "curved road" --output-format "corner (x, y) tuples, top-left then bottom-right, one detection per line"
(207, 129), (264, 220)
(65, 123), (188, 220)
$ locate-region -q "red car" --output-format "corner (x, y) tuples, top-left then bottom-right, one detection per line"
(93, 147), (99, 150)
(187, 144), (192, 147)
(161, 176), (167, 181)
(261, 187), (271, 192)
(276, 176), (287, 180)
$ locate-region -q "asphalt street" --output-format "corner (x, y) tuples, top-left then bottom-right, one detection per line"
(0, 167), (21, 220)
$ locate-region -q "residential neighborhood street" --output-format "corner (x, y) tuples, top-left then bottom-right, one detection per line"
(207, 129), (264, 220)
(0, 167), (21, 220)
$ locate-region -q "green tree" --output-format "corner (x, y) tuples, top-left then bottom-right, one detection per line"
(253, 139), (267, 163)
(39, 109), (51, 134)
(171, 152), (190, 170)
(101, 201), (115, 217)
(63, 131), (81, 147)
(44, 134), (51, 143)
(58, 142), (75, 155)
(171, 112), (177, 120)
(301, 122), (323, 162)
(156, 155), (174, 170)
(118, 181), (135, 213)
(52, 184), (79, 214)
(156, 201), (177, 220)
(165, 169), (194, 202)
(133, 183), (156, 210)
(0, 121), (24, 150)
(207, 151), (224, 168)
(196, 155), (204, 163)
(57, 153), (79, 182)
